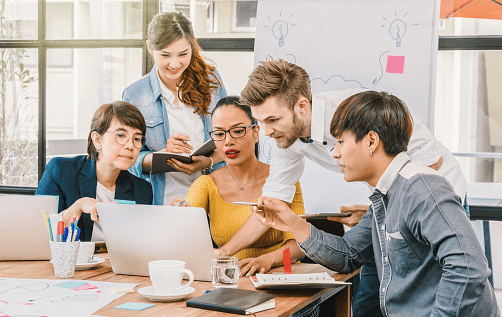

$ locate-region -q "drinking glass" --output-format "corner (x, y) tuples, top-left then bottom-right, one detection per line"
(211, 256), (239, 289)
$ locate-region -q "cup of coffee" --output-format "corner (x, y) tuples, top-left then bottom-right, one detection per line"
(76, 241), (95, 264)
(148, 260), (194, 295)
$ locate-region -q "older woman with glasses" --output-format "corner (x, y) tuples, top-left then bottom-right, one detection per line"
(36, 101), (153, 242)
(169, 96), (305, 276)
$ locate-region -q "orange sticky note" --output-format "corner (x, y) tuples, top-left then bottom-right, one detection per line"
(283, 248), (292, 274)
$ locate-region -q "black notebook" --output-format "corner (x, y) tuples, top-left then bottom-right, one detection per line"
(186, 288), (275, 315)
(151, 139), (216, 173)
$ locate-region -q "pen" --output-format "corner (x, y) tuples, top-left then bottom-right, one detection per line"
(56, 221), (64, 242)
(233, 202), (258, 206)
(75, 228), (81, 242)
(41, 211), (53, 241)
(63, 227), (68, 242)
(171, 130), (187, 144)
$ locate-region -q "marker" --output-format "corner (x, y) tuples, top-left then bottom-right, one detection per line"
(56, 221), (64, 242)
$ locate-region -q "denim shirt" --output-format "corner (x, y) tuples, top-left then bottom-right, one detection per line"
(122, 66), (227, 205)
(300, 153), (499, 317)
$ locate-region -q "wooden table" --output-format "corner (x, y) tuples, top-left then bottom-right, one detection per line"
(0, 257), (358, 317)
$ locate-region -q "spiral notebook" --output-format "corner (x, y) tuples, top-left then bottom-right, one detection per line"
(250, 272), (350, 289)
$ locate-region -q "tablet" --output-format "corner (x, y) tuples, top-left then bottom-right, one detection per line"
(299, 212), (351, 219)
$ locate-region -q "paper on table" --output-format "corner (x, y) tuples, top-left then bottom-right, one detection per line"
(0, 278), (139, 317)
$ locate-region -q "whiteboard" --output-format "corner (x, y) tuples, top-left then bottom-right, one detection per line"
(254, 0), (440, 213)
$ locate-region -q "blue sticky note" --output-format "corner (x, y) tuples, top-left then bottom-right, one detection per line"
(113, 199), (136, 205)
(114, 302), (155, 311)
(54, 281), (88, 289)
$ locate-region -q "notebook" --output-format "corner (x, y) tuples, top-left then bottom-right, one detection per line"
(0, 195), (58, 260)
(186, 288), (275, 315)
(151, 139), (215, 173)
(250, 272), (351, 289)
(96, 203), (214, 281)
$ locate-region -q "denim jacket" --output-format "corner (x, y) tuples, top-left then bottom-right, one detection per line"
(122, 66), (227, 205)
(300, 153), (499, 317)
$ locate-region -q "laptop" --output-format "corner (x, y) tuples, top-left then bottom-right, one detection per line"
(0, 195), (58, 261)
(97, 203), (215, 281)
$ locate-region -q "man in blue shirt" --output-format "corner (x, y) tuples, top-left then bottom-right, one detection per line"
(252, 91), (499, 316)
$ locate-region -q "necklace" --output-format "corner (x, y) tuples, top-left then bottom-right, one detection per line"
(227, 162), (260, 190)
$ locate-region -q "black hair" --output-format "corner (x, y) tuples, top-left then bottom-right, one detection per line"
(212, 96), (259, 158)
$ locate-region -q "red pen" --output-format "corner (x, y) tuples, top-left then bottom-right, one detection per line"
(56, 221), (64, 242)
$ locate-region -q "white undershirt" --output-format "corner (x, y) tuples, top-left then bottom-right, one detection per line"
(92, 181), (115, 241)
(157, 71), (205, 202)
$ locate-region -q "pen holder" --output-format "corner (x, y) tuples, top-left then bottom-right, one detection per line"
(50, 241), (80, 278)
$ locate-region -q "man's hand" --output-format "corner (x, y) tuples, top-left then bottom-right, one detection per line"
(327, 204), (369, 228)
(252, 197), (311, 243)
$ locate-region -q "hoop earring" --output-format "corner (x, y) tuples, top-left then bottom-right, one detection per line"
(370, 150), (374, 155)
(96, 149), (100, 153)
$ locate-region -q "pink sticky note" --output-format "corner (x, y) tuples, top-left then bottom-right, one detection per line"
(386, 55), (405, 74)
(73, 283), (98, 291)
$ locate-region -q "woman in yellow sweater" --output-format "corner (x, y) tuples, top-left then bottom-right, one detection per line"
(170, 96), (305, 276)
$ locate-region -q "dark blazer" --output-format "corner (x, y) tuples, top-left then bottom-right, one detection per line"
(35, 155), (153, 241)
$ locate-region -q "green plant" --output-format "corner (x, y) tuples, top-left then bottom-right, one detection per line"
(0, 0), (38, 186)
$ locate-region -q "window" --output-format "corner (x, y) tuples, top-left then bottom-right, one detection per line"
(0, 0), (255, 194)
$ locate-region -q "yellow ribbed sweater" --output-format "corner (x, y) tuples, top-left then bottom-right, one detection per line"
(185, 175), (305, 260)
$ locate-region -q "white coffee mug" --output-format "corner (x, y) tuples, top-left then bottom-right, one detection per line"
(148, 260), (195, 295)
(76, 242), (95, 264)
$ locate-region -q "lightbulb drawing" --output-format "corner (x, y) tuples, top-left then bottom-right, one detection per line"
(263, 12), (295, 47)
(273, 20), (288, 47)
(390, 19), (406, 47)
(381, 12), (418, 48)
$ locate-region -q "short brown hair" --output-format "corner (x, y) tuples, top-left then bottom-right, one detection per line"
(240, 58), (312, 110)
(148, 11), (220, 115)
(330, 91), (413, 155)
(87, 101), (147, 160)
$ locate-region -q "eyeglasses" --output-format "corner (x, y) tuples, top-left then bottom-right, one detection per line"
(105, 130), (146, 149)
(209, 124), (257, 141)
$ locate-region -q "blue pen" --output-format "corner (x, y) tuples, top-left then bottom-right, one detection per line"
(70, 223), (75, 241)
(63, 227), (68, 242)
(75, 228), (81, 242)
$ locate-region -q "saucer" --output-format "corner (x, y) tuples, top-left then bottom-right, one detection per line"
(75, 257), (105, 270)
(137, 286), (195, 302)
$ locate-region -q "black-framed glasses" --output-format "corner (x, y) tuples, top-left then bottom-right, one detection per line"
(209, 124), (257, 141)
(105, 129), (146, 149)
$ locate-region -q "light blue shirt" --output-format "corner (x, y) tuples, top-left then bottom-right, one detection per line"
(122, 66), (227, 205)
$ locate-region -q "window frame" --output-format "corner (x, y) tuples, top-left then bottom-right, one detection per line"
(0, 3), (501, 194)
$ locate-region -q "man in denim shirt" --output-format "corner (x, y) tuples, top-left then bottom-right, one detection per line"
(252, 91), (499, 316)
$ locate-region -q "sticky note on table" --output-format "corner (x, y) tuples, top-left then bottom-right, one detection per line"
(114, 302), (155, 311)
(73, 283), (98, 291)
(54, 281), (88, 289)
(386, 55), (405, 74)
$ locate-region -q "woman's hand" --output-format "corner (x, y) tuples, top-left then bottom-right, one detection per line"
(63, 197), (99, 226)
(214, 249), (227, 258)
(167, 155), (211, 175)
(165, 133), (193, 154)
(167, 197), (190, 207)
(239, 255), (274, 277)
